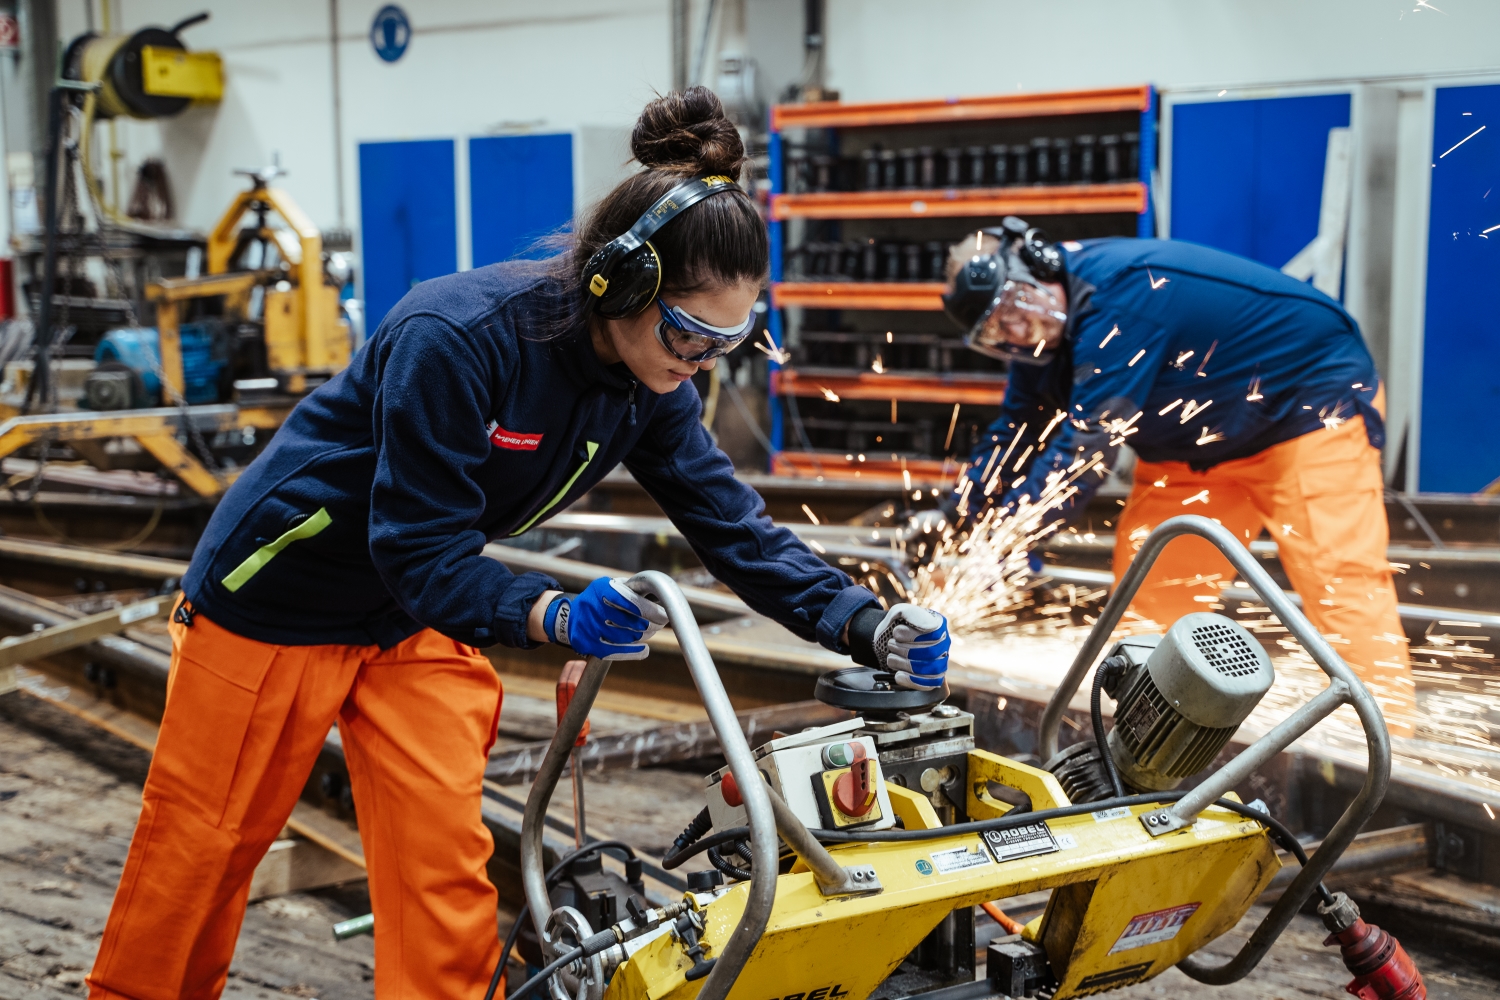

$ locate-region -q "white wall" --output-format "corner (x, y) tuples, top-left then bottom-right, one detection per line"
(57, 1), (676, 235)
(824, 0), (1500, 99)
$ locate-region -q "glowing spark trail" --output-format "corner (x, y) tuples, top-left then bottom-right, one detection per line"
(1147, 269), (1170, 290)
(1182, 489), (1210, 505)
(1196, 340), (1218, 376)
(801, 504), (820, 525)
(1159, 399), (1183, 416)
(944, 403), (962, 450)
(755, 330), (791, 364)
(1100, 325), (1120, 348)
(1247, 376), (1264, 402)
(1128, 349), (1146, 367)
(819, 386), (840, 402)
(1197, 427), (1225, 445)
(871, 355), (886, 374)
(1440, 125), (1485, 159)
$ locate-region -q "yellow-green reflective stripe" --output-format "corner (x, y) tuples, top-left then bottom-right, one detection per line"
(512, 442), (599, 536)
(221, 507), (333, 592)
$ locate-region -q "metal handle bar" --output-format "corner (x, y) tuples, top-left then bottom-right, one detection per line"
(520, 572), (778, 1000)
(1037, 515), (1391, 984)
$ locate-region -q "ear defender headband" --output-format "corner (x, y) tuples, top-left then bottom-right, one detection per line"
(581, 175), (741, 320)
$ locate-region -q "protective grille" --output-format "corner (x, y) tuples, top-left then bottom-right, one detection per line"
(1191, 621), (1262, 678)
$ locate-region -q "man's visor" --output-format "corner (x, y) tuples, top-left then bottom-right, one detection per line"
(654, 300), (756, 362)
(965, 280), (1067, 364)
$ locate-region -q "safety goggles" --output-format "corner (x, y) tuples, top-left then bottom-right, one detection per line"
(965, 279), (1068, 366)
(654, 299), (756, 363)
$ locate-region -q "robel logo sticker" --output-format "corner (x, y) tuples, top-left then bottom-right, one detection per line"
(766, 987), (849, 1000)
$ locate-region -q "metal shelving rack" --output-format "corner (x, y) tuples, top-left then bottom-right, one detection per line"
(765, 85), (1157, 486)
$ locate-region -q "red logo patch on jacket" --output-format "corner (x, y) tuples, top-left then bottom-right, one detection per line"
(487, 421), (543, 451)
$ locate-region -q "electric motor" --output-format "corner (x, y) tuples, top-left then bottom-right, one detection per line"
(1105, 612), (1275, 791)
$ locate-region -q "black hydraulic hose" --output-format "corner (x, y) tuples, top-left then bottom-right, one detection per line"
(707, 841), (753, 882)
(1091, 660), (1126, 799)
(670, 807), (713, 858)
(505, 945), (585, 1000)
(663, 826), (752, 870)
(483, 840), (639, 1000)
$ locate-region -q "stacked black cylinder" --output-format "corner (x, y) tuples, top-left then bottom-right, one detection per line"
(790, 238), (949, 282)
(787, 132), (1139, 194)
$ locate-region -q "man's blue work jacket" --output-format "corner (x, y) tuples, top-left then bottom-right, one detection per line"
(958, 238), (1383, 520)
(182, 260), (878, 650)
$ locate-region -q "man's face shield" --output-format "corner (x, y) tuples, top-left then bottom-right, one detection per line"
(967, 278), (1068, 365)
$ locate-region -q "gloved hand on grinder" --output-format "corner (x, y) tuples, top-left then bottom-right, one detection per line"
(847, 604), (951, 690)
(543, 577), (669, 661)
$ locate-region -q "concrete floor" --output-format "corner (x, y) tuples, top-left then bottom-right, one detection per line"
(2, 696), (1496, 1000)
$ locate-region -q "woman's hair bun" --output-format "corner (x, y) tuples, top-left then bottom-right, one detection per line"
(631, 86), (746, 180)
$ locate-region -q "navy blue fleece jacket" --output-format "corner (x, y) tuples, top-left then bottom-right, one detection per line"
(182, 260), (877, 650)
(958, 238), (1383, 520)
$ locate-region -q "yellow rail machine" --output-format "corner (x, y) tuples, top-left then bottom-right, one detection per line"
(515, 517), (1419, 1000)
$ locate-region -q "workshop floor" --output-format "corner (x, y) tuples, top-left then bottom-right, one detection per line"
(2, 700), (1496, 1000)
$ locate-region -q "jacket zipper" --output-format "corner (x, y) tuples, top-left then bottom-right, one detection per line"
(511, 441), (600, 536)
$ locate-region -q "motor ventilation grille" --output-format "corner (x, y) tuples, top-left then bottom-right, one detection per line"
(1191, 620), (1262, 678)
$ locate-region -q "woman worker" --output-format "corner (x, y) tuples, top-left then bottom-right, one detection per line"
(88, 88), (950, 998)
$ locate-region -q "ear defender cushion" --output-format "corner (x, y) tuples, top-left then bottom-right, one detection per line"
(587, 242), (663, 320)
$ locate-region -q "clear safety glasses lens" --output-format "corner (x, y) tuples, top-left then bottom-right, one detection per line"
(654, 301), (756, 362)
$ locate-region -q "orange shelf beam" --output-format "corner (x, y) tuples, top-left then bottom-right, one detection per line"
(771, 85), (1151, 131)
(771, 282), (946, 311)
(772, 182), (1145, 221)
(773, 369), (1007, 406)
(771, 452), (959, 487)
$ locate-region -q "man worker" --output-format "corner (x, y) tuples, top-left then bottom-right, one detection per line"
(939, 217), (1416, 735)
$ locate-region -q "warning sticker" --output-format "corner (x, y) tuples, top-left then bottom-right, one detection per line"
(1108, 903), (1201, 955)
(982, 822), (1060, 864)
(1091, 807), (1132, 822)
(928, 844), (993, 875)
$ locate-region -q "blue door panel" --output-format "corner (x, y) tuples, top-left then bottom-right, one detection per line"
(358, 139), (457, 330)
(1172, 93), (1351, 272)
(1420, 84), (1500, 493)
(469, 133), (574, 267)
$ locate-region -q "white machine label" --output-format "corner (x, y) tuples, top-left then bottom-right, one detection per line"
(981, 822), (1060, 863)
(928, 844), (993, 875)
(1091, 807), (1132, 822)
(1107, 902), (1202, 954)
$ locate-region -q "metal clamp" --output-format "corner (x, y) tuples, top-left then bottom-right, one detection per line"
(1035, 515), (1391, 984)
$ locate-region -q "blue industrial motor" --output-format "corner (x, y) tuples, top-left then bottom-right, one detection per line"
(84, 324), (230, 410)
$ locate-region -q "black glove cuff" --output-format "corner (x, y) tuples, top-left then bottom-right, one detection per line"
(847, 606), (886, 668)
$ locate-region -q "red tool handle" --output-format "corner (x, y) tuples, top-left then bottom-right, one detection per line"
(556, 659), (590, 746)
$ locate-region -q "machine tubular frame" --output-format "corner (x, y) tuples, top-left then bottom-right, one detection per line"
(520, 572), (782, 1000)
(1037, 514), (1393, 984)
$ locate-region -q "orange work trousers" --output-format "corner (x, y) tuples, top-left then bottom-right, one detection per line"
(1112, 413), (1416, 735)
(87, 609), (504, 999)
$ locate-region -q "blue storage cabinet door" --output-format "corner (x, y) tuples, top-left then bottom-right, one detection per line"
(358, 139), (458, 329)
(469, 133), (574, 267)
(1420, 85), (1500, 493)
(1171, 93), (1351, 272)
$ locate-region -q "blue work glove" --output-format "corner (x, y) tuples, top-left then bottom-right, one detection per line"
(848, 604), (951, 690)
(544, 577), (669, 661)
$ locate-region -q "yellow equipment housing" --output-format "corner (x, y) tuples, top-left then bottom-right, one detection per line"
(609, 752), (1278, 1000)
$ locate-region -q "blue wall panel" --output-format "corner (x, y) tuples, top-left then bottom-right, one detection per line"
(358, 139), (457, 330)
(1420, 84), (1500, 493)
(1171, 93), (1351, 272)
(469, 133), (574, 267)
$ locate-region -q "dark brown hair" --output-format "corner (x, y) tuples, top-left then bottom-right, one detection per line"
(536, 87), (768, 334)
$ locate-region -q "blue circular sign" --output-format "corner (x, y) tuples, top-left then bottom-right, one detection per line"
(370, 5), (411, 63)
(915, 859), (934, 876)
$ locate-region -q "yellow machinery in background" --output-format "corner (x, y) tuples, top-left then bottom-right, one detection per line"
(0, 166), (350, 497)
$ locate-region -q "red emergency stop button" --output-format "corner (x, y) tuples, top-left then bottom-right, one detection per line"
(833, 757), (876, 817)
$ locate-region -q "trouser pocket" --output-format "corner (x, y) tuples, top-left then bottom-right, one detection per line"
(151, 625), (280, 828)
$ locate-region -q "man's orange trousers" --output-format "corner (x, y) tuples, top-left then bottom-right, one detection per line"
(87, 610), (504, 999)
(1112, 413), (1417, 735)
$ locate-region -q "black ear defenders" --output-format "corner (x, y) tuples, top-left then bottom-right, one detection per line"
(580, 174), (741, 320)
(990, 216), (1064, 283)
